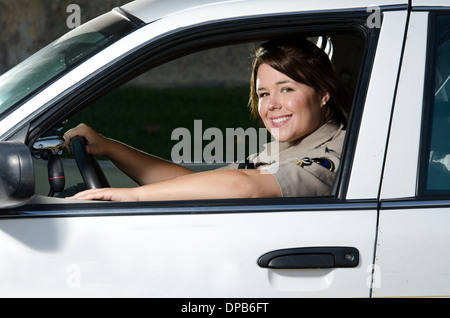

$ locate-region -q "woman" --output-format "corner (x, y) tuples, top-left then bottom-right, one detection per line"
(64, 38), (351, 201)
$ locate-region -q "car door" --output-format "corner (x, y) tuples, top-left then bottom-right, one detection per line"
(375, 8), (450, 297)
(0, 5), (408, 298)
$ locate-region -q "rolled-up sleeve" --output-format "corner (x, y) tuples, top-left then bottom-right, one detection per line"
(262, 161), (336, 197)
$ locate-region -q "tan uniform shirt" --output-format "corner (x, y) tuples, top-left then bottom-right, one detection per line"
(220, 121), (346, 197)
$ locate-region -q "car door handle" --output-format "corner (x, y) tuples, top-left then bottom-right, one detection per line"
(257, 247), (359, 269)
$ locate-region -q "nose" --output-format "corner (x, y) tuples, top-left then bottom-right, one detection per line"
(266, 94), (281, 111)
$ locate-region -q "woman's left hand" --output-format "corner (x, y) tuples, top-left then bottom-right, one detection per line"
(67, 187), (140, 202)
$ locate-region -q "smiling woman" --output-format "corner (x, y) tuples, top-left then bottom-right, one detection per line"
(63, 38), (351, 201)
(218, 38), (351, 197)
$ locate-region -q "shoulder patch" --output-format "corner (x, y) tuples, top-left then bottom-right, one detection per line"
(295, 157), (335, 171)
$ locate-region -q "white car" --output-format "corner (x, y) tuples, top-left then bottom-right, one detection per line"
(0, 0), (449, 298)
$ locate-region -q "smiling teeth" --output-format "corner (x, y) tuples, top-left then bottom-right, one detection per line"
(272, 116), (291, 124)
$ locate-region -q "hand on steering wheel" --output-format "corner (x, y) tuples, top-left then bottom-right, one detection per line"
(70, 136), (110, 189)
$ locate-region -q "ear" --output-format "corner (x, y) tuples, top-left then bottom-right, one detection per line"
(320, 92), (330, 107)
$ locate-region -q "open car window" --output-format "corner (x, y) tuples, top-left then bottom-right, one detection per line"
(30, 28), (367, 204)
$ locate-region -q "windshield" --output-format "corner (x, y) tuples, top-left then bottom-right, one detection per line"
(0, 10), (137, 118)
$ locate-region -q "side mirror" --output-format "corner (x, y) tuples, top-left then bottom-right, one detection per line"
(0, 141), (35, 209)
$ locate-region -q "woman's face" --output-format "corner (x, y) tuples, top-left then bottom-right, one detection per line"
(256, 63), (329, 143)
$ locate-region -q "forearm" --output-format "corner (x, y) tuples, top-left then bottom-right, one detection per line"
(68, 169), (282, 202)
(103, 138), (194, 185)
(137, 170), (254, 201)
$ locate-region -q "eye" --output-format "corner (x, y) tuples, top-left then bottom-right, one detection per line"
(258, 92), (269, 99)
(282, 87), (294, 93)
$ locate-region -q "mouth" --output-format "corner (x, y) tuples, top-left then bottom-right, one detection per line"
(270, 115), (292, 127)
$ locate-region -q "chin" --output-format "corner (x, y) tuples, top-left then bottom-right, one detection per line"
(268, 128), (297, 142)
(270, 134), (292, 143)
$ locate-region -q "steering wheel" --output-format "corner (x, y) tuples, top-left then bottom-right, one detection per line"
(70, 136), (110, 189)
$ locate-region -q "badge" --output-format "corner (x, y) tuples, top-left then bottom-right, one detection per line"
(296, 157), (312, 167)
(295, 157), (335, 171)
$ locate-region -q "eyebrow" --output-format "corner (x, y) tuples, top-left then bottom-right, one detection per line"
(276, 80), (292, 85)
(257, 80), (293, 91)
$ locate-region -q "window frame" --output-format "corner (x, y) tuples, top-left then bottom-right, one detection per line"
(7, 10), (380, 215)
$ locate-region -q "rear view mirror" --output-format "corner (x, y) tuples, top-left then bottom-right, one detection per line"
(0, 141), (35, 209)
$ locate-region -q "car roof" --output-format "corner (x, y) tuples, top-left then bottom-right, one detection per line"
(120, 0), (409, 25)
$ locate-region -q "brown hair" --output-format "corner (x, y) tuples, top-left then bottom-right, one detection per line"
(249, 38), (351, 127)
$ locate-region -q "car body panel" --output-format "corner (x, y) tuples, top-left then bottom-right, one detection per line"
(374, 207), (450, 297)
(0, 207), (377, 297)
